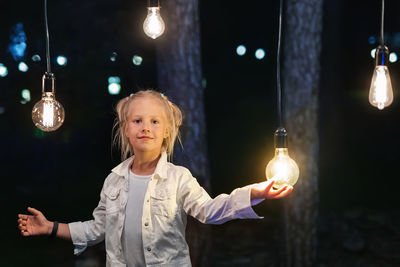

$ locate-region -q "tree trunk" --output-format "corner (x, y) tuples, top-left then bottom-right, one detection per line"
(155, 1), (211, 266)
(281, 0), (323, 266)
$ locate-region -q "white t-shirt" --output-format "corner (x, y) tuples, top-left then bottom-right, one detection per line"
(122, 171), (152, 267)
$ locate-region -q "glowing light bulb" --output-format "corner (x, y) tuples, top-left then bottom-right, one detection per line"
(369, 66), (393, 109)
(32, 92), (65, 131)
(369, 45), (394, 110)
(143, 7), (165, 39)
(265, 128), (299, 189)
(266, 148), (299, 189)
(32, 73), (65, 132)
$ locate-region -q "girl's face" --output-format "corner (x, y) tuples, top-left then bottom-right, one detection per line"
(125, 96), (169, 156)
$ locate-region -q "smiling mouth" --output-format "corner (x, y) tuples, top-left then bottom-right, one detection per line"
(138, 136), (153, 140)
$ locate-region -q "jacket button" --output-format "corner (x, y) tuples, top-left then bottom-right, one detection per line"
(144, 222), (149, 227)
(147, 247), (151, 252)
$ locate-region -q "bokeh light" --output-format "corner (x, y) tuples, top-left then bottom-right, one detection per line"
(108, 76), (120, 84)
(18, 61), (28, 72)
(368, 36), (376, 45)
(389, 52), (398, 63)
(108, 76), (121, 95)
(21, 89), (31, 102)
(108, 83), (121, 95)
(56, 56), (67, 66)
(255, 48), (265, 60)
(32, 54), (41, 62)
(236, 45), (246, 56)
(370, 48), (377, 59)
(9, 23), (27, 61)
(202, 78), (207, 88)
(0, 63), (8, 77)
(110, 52), (117, 62)
(132, 55), (143, 66)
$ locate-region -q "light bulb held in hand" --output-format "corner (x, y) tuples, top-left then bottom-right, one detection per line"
(32, 73), (65, 132)
(266, 148), (299, 189)
(143, 7), (165, 39)
(369, 45), (394, 110)
(265, 128), (299, 189)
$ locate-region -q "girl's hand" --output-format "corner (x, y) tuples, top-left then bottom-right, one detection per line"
(17, 207), (53, 236)
(251, 180), (293, 200)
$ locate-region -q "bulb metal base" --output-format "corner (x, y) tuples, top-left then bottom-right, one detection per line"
(42, 72), (56, 95)
(375, 45), (389, 66)
(274, 127), (288, 148)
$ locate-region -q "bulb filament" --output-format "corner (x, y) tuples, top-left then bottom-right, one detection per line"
(374, 67), (388, 109)
(43, 101), (54, 127)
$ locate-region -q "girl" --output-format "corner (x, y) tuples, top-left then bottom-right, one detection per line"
(18, 90), (293, 267)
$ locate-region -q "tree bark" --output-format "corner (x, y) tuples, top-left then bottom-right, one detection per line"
(281, 0), (322, 266)
(155, 1), (211, 266)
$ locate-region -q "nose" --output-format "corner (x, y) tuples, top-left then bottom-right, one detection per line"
(141, 121), (150, 132)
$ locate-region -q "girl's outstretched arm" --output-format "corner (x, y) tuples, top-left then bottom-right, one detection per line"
(17, 207), (71, 240)
(179, 170), (294, 224)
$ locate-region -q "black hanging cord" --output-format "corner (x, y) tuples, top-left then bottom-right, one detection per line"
(44, 0), (51, 73)
(380, 0), (385, 46)
(276, 0), (283, 128)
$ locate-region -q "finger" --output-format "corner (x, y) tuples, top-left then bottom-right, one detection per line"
(265, 180), (275, 193)
(272, 186), (293, 199)
(19, 224), (27, 231)
(268, 185), (288, 197)
(17, 219), (26, 225)
(27, 207), (42, 216)
(18, 214), (28, 220)
(21, 230), (31, 237)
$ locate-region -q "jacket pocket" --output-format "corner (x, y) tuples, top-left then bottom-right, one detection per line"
(150, 187), (175, 218)
(104, 187), (121, 214)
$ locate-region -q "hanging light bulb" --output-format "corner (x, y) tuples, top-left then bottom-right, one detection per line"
(32, 72), (65, 132)
(369, 0), (394, 110)
(143, 0), (165, 39)
(266, 128), (299, 189)
(265, 0), (299, 190)
(369, 45), (393, 110)
(32, 0), (65, 132)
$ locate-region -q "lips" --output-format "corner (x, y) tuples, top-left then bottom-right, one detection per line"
(138, 136), (153, 140)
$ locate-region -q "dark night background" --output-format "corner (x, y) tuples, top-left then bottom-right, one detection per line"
(1, 0), (400, 266)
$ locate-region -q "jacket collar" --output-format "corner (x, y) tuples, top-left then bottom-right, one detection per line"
(111, 151), (169, 180)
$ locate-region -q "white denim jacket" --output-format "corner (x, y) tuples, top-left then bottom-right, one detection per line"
(69, 152), (263, 267)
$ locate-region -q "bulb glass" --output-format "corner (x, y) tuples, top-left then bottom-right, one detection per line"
(143, 7), (165, 39)
(266, 148), (299, 189)
(32, 92), (65, 132)
(369, 65), (393, 110)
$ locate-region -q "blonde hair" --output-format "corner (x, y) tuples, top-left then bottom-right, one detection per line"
(113, 89), (183, 161)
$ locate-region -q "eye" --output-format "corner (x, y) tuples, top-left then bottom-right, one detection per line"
(133, 119), (141, 124)
(152, 120), (159, 124)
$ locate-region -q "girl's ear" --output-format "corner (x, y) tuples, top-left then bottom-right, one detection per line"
(163, 127), (169, 139)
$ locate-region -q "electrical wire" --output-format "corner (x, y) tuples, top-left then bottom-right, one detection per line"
(380, 0), (385, 46)
(276, 0), (283, 128)
(44, 0), (51, 73)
